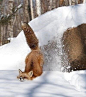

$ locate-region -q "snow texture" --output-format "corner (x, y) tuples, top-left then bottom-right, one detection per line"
(64, 70), (86, 92)
(0, 71), (85, 97)
(0, 3), (86, 96)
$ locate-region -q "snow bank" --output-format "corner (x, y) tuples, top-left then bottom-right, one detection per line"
(0, 31), (30, 70)
(64, 70), (86, 92)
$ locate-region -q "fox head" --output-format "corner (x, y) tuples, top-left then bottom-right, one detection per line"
(17, 69), (33, 81)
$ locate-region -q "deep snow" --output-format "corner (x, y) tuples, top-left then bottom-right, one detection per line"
(0, 71), (85, 97)
(0, 3), (86, 96)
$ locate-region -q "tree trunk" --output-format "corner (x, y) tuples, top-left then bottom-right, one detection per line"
(64, 0), (69, 6)
(36, 0), (41, 16)
(8, 0), (14, 40)
(69, 0), (72, 5)
(30, 0), (34, 19)
(0, 26), (3, 45)
(28, 0), (32, 21)
(75, 0), (78, 4)
(23, 0), (30, 22)
(59, 0), (64, 6)
(83, 0), (86, 3)
(49, 0), (52, 10)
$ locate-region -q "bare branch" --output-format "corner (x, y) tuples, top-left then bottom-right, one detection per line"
(0, 4), (23, 25)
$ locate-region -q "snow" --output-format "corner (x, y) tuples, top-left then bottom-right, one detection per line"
(64, 70), (86, 92)
(0, 71), (85, 97)
(17, 4), (23, 9)
(0, 3), (86, 96)
(0, 31), (30, 70)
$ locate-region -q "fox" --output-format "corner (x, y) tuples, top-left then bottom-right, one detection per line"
(17, 22), (44, 81)
(17, 48), (44, 81)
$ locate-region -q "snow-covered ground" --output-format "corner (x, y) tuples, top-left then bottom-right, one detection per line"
(0, 3), (86, 97)
(0, 71), (85, 97)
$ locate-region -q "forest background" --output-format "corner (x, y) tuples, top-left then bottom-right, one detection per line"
(0, 0), (85, 45)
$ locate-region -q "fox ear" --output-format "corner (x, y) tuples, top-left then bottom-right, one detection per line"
(28, 71), (33, 77)
(19, 69), (23, 74)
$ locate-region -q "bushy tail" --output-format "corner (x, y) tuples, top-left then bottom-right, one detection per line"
(21, 22), (39, 50)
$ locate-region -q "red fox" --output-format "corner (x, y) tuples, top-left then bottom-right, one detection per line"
(17, 48), (44, 81)
(17, 22), (44, 81)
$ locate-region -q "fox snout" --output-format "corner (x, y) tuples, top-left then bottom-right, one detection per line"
(17, 74), (24, 82)
(19, 77), (24, 82)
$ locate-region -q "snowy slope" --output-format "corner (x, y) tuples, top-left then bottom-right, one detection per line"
(0, 3), (86, 96)
(0, 71), (85, 97)
(0, 31), (30, 70)
(64, 70), (86, 92)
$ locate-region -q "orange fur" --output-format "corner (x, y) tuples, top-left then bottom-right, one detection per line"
(25, 48), (44, 79)
(17, 22), (44, 81)
(17, 48), (44, 80)
(21, 22), (39, 50)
